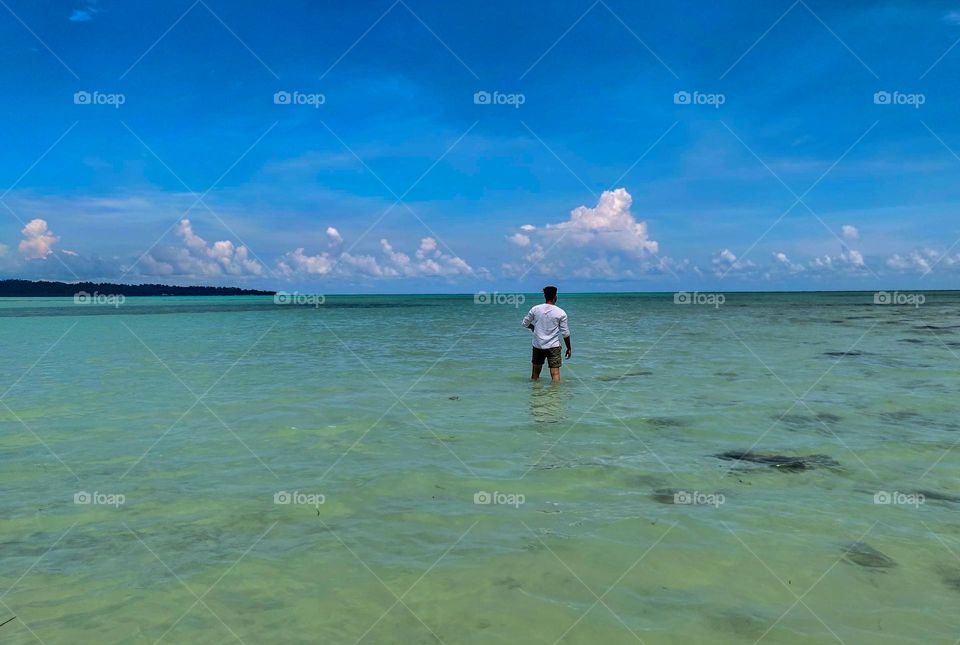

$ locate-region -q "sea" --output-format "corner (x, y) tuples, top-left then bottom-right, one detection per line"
(1, 292), (958, 644)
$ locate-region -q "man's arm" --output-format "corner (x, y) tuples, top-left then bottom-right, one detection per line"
(559, 314), (571, 358)
(521, 309), (535, 331)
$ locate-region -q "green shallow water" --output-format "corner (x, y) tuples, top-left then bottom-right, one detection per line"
(1, 292), (959, 644)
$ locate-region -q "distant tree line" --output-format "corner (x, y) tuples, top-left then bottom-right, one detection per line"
(0, 280), (275, 297)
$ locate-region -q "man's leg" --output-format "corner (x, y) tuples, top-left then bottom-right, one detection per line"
(548, 347), (562, 382)
(531, 347), (545, 380)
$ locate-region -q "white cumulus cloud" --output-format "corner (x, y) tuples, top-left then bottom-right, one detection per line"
(508, 233), (530, 247)
(886, 248), (957, 274)
(505, 188), (663, 278)
(277, 232), (474, 280)
(277, 247), (335, 275)
(537, 188), (658, 255)
(773, 252), (805, 273)
(19, 218), (58, 259)
(841, 224), (859, 241)
(712, 248), (756, 276)
(808, 246), (866, 273)
(143, 219), (265, 277)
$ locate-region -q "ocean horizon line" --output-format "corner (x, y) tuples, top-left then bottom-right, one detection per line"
(2, 288), (955, 297)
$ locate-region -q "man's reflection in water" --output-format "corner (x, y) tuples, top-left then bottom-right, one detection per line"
(529, 381), (564, 424)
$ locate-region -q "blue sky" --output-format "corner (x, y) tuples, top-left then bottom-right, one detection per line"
(1, 0), (960, 292)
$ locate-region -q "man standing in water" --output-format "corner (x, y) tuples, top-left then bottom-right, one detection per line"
(522, 286), (571, 382)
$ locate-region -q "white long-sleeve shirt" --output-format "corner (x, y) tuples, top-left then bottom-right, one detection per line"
(522, 303), (570, 349)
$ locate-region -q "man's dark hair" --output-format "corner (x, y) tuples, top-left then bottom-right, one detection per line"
(543, 285), (558, 301)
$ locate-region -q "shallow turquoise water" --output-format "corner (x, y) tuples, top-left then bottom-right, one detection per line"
(1, 293), (959, 644)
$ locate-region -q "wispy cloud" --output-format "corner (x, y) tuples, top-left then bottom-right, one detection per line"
(69, 1), (98, 22)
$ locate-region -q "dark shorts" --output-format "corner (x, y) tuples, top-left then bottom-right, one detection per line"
(532, 346), (562, 368)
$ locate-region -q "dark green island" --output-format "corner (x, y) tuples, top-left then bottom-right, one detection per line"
(0, 280), (275, 297)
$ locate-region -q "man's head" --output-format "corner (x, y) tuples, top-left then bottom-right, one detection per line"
(543, 285), (558, 303)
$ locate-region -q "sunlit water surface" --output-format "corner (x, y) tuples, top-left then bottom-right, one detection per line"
(2, 293), (959, 644)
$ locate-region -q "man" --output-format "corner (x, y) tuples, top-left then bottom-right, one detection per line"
(521, 285), (571, 382)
